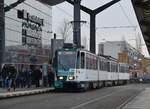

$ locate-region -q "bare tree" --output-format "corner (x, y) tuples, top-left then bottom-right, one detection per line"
(135, 32), (142, 53)
(82, 36), (88, 49)
(58, 19), (72, 42)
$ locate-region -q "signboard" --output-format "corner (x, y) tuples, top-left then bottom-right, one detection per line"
(18, 10), (44, 47)
(18, 10), (44, 26)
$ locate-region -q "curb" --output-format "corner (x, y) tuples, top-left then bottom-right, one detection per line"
(0, 88), (54, 99)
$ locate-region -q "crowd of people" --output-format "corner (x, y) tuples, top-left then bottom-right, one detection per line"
(0, 64), (55, 91)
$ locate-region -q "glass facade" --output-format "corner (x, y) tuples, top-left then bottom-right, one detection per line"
(4, 0), (52, 69)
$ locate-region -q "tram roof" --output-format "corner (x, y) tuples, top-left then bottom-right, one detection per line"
(37, 0), (65, 6)
(132, 0), (150, 54)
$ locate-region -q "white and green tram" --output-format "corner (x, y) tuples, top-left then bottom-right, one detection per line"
(53, 47), (129, 91)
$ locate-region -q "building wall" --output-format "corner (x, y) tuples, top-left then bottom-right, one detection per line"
(99, 41), (143, 68)
(142, 58), (150, 74)
(99, 41), (123, 59)
(4, 0), (52, 66)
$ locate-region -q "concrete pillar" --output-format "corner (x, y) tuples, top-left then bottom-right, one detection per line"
(0, 0), (5, 71)
(73, 0), (81, 47)
(90, 14), (96, 54)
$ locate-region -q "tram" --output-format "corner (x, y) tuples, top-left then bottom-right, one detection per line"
(53, 44), (129, 91)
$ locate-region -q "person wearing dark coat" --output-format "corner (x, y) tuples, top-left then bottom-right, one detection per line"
(26, 69), (32, 88)
(0, 65), (9, 88)
(7, 65), (17, 91)
(48, 67), (55, 87)
(34, 67), (42, 87)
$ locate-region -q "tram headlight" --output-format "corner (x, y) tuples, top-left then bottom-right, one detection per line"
(68, 76), (75, 80)
(59, 76), (64, 80)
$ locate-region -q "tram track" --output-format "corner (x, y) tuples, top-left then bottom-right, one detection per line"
(0, 84), (148, 109)
(69, 85), (144, 109)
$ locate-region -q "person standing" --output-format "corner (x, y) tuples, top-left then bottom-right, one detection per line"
(34, 67), (42, 87)
(7, 65), (17, 91)
(0, 65), (8, 88)
(26, 69), (32, 88)
(48, 67), (55, 87)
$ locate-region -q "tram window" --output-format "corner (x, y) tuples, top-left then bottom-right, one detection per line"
(104, 62), (107, 71)
(100, 60), (103, 70)
(111, 63), (113, 72)
(107, 62), (110, 72)
(116, 64), (118, 72)
(103, 61), (105, 71)
(99, 60), (101, 70)
(119, 65), (121, 72)
(102, 60), (105, 71)
(76, 52), (80, 69)
(120, 65), (125, 73)
(96, 59), (98, 70)
(86, 55), (89, 69)
(81, 52), (85, 69)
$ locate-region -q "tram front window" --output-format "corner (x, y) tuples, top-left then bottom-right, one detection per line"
(58, 51), (76, 71)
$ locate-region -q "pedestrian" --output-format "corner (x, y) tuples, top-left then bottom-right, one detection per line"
(34, 67), (42, 87)
(0, 65), (9, 88)
(26, 69), (32, 88)
(48, 67), (55, 87)
(15, 71), (20, 88)
(7, 65), (17, 91)
(19, 70), (24, 88)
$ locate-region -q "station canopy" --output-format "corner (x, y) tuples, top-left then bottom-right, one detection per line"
(37, 0), (65, 6)
(132, 0), (150, 54)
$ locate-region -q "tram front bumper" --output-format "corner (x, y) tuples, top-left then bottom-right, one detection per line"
(54, 81), (85, 90)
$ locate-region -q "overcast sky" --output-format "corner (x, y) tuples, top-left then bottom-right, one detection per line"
(52, 0), (149, 57)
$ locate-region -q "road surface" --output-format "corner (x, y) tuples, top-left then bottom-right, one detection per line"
(0, 84), (148, 109)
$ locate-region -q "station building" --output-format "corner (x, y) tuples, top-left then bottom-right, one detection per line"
(4, 0), (52, 70)
(98, 41), (144, 78)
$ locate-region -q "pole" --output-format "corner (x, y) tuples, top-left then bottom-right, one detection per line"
(90, 14), (96, 53)
(66, 0), (121, 53)
(0, 0), (5, 71)
(73, 0), (81, 47)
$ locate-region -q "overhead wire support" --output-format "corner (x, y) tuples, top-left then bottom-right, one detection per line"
(66, 0), (121, 54)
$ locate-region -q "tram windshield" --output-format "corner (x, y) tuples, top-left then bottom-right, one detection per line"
(57, 51), (77, 71)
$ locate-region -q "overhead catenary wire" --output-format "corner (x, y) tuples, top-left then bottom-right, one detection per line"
(118, 2), (134, 26)
(54, 2), (137, 30)
(96, 25), (137, 29)
(55, 5), (73, 18)
(54, 5), (91, 29)
(3, 1), (138, 34)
